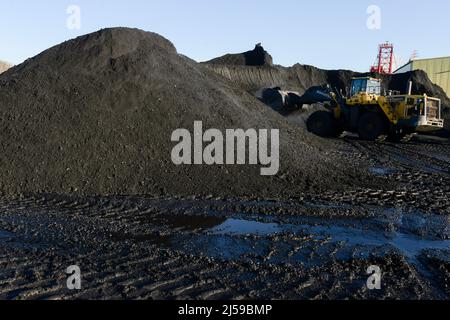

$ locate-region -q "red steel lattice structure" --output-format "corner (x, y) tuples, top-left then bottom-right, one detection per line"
(370, 42), (394, 74)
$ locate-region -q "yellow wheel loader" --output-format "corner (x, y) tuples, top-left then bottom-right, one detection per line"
(301, 77), (444, 141)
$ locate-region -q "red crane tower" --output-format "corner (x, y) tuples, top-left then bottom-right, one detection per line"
(370, 42), (394, 74)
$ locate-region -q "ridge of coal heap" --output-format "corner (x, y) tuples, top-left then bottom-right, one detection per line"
(205, 44), (274, 67)
(0, 28), (369, 197)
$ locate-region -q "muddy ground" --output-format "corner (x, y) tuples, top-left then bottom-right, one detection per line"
(0, 135), (448, 300)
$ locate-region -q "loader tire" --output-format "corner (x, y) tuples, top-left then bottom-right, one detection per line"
(387, 132), (406, 142)
(358, 113), (385, 141)
(387, 126), (414, 142)
(307, 111), (336, 137)
(333, 125), (345, 138)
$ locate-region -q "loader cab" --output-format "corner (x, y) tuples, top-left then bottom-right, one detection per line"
(350, 77), (381, 97)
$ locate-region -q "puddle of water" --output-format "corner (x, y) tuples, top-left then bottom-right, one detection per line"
(0, 229), (50, 250)
(206, 218), (449, 261)
(305, 224), (449, 259)
(434, 154), (450, 164)
(202, 236), (267, 260)
(369, 167), (397, 176)
(0, 230), (15, 239)
(124, 208), (449, 267)
(163, 215), (225, 231)
(399, 213), (449, 240)
(211, 219), (280, 235)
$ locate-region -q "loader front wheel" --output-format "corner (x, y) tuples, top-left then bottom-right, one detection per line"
(307, 111), (336, 137)
(358, 113), (385, 141)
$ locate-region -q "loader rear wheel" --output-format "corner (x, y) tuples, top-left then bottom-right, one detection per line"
(333, 125), (345, 138)
(307, 111), (336, 137)
(358, 113), (385, 141)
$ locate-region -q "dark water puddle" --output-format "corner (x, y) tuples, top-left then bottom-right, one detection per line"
(371, 208), (449, 240)
(0, 229), (49, 250)
(369, 167), (398, 176)
(303, 224), (449, 259)
(210, 218), (449, 256)
(163, 215), (225, 231)
(178, 216), (449, 266)
(434, 154), (450, 164)
(68, 204), (449, 268)
(211, 219), (280, 235)
(0, 230), (15, 239)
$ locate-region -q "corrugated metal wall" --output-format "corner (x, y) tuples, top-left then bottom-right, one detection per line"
(394, 62), (413, 74)
(412, 57), (450, 98)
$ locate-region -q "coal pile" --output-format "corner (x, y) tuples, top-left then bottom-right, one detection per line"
(0, 28), (368, 197)
(205, 44), (273, 67)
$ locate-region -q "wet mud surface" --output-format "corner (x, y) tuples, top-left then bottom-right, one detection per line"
(0, 137), (449, 300)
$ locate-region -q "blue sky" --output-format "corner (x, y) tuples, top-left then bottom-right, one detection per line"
(1, 0), (449, 71)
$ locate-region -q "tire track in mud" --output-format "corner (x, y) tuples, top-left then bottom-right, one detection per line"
(344, 138), (450, 174)
(321, 138), (450, 214)
(0, 194), (448, 300)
